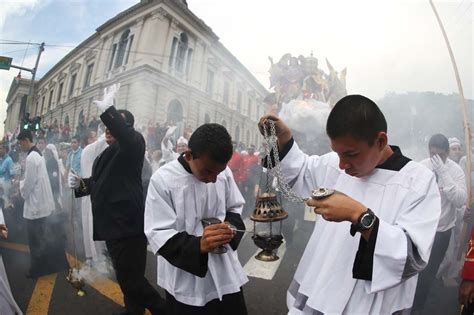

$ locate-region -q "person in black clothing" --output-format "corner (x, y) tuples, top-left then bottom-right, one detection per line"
(68, 84), (166, 315)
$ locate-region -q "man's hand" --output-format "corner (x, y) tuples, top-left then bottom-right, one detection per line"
(258, 114), (292, 151)
(459, 279), (474, 305)
(431, 154), (447, 174)
(306, 191), (367, 224)
(200, 223), (234, 253)
(68, 171), (81, 189)
(93, 83), (121, 112)
(0, 224), (8, 239)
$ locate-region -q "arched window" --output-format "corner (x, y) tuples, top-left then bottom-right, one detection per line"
(109, 29), (134, 70)
(204, 113), (211, 124)
(176, 33), (188, 73)
(167, 99), (183, 124)
(64, 115), (70, 125)
(246, 130), (250, 145)
(169, 32), (193, 76)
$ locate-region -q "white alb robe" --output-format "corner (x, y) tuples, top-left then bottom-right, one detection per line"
(145, 160), (248, 307)
(20, 150), (55, 219)
(80, 137), (108, 261)
(281, 142), (441, 315)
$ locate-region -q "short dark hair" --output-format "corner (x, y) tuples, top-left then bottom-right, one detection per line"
(71, 136), (80, 142)
(117, 109), (135, 127)
(188, 123), (233, 163)
(428, 134), (449, 153)
(17, 130), (33, 142)
(326, 94), (387, 145)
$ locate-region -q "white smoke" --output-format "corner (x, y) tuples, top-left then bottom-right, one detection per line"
(73, 257), (114, 284)
(278, 99), (332, 155)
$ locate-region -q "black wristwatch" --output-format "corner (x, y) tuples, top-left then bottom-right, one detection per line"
(350, 208), (376, 237)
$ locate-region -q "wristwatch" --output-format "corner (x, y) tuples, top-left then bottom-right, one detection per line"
(350, 208), (376, 236)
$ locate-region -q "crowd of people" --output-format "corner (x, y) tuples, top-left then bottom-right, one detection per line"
(0, 87), (472, 315)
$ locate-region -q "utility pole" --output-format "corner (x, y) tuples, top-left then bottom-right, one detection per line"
(26, 42), (45, 115)
(5, 42), (45, 117)
(429, 0), (472, 259)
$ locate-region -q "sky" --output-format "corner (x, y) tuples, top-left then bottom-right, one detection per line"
(0, 0), (472, 135)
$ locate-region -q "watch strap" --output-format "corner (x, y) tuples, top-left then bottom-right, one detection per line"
(350, 208), (375, 237)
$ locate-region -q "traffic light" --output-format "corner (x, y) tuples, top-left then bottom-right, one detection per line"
(20, 115), (41, 131)
(21, 112), (30, 130)
(22, 120), (29, 130)
(32, 116), (41, 131)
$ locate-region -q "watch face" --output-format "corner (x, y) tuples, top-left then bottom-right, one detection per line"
(360, 213), (374, 228)
(311, 188), (335, 200)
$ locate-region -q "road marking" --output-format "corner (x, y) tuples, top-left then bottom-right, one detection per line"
(243, 241), (286, 280)
(26, 273), (57, 315)
(66, 255), (152, 315)
(2, 242), (151, 314)
(0, 240), (29, 252)
(66, 254), (125, 307)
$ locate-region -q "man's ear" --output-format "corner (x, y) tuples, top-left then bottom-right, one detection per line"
(184, 150), (193, 161)
(376, 131), (388, 149)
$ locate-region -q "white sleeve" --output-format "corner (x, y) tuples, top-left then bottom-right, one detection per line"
(438, 163), (467, 208)
(278, 141), (323, 198)
(368, 173), (441, 293)
(19, 155), (38, 199)
(144, 173), (179, 254)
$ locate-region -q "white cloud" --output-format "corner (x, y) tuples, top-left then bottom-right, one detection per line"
(0, 0), (50, 31)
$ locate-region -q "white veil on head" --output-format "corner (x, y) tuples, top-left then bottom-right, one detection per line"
(46, 143), (60, 163)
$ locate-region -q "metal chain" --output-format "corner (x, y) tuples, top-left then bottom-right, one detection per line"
(262, 121), (306, 203)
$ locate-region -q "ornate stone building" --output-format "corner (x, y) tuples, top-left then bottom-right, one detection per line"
(4, 0), (268, 147)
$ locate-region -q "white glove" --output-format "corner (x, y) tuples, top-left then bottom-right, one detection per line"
(430, 154), (447, 174)
(68, 172), (81, 189)
(93, 83), (121, 112)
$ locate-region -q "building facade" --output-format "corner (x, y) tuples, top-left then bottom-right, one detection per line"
(4, 0), (268, 147)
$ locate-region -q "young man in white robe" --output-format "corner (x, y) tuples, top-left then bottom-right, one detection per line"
(412, 134), (467, 312)
(17, 130), (63, 278)
(259, 94), (442, 315)
(145, 123), (248, 315)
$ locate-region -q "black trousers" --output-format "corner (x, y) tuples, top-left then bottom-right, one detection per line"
(165, 289), (247, 315)
(106, 235), (166, 315)
(412, 228), (452, 311)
